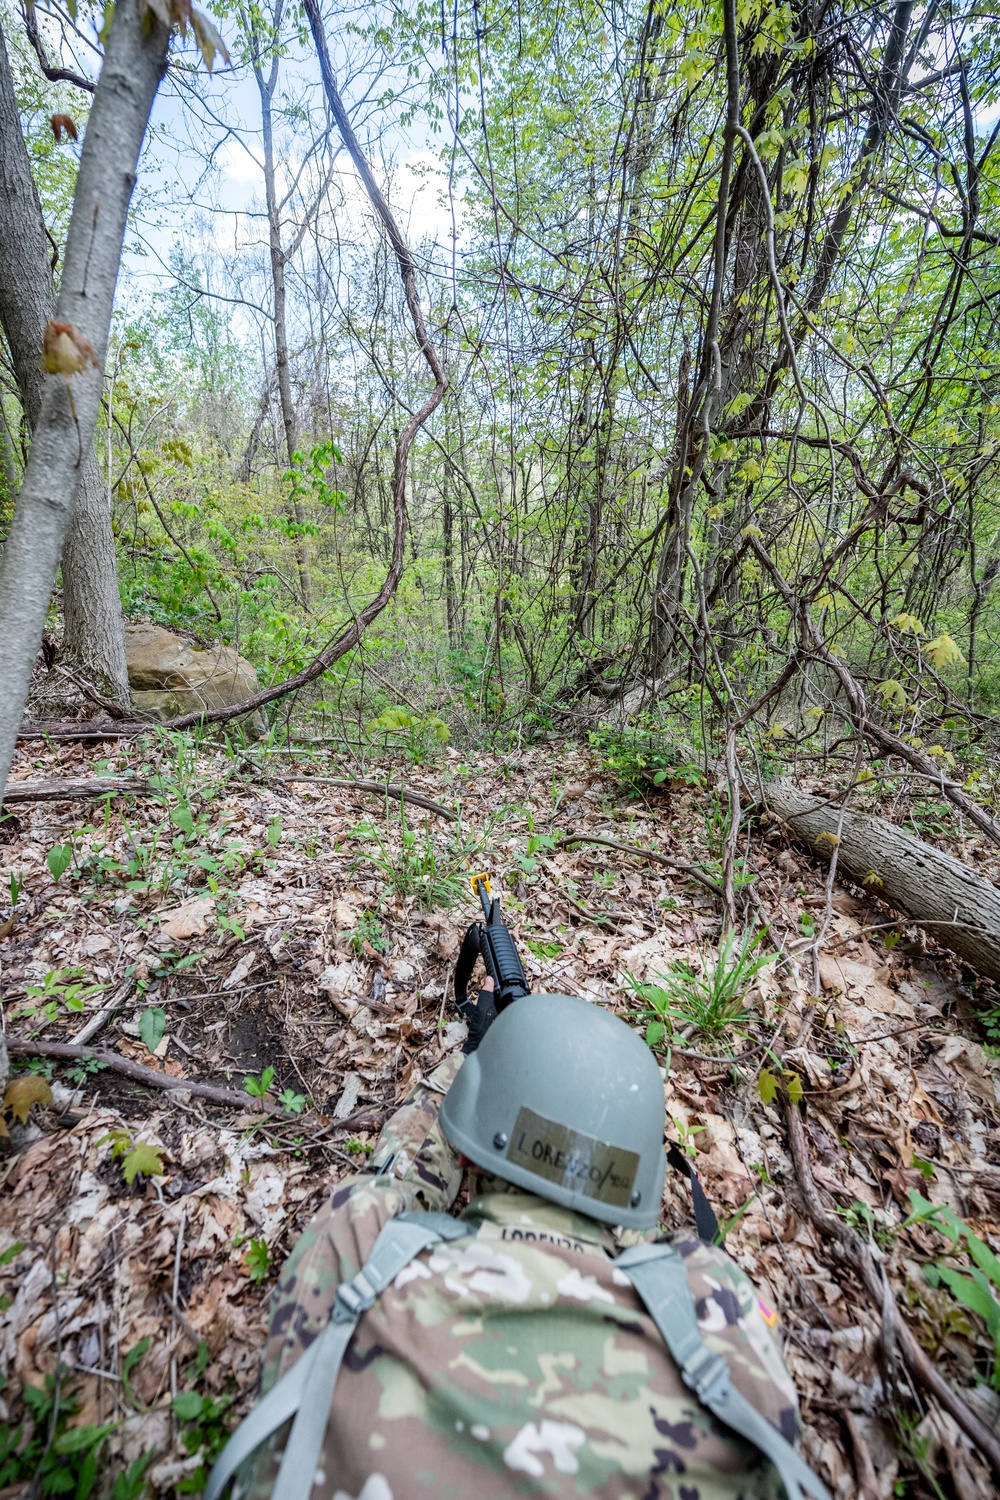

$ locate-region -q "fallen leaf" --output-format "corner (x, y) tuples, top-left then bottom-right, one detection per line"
(223, 950), (257, 991)
(4, 1077), (54, 1123)
(159, 896), (215, 939)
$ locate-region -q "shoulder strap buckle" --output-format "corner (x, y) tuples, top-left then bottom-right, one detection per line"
(680, 1343), (731, 1406)
(333, 1269), (379, 1322)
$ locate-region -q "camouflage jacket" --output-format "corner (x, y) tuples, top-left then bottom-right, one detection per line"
(249, 1055), (800, 1500)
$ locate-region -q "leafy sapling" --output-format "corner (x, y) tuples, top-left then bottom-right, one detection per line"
(243, 1065), (275, 1099)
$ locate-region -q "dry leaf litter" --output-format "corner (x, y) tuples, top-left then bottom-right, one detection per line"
(1, 735), (999, 1497)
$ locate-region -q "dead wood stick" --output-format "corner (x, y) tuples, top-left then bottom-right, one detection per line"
(556, 833), (724, 896)
(765, 781), (1000, 981)
(280, 776), (457, 821)
(6, 1037), (269, 1112)
(16, 721), (152, 740)
(785, 1101), (1000, 1478)
(71, 979), (134, 1046)
(3, 776), (153, 804)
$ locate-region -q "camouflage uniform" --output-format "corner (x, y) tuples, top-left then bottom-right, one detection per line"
(249, 1056), (800, 1500)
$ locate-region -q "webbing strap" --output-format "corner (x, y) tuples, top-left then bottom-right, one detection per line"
(204, 1213), (465, 1500)
(666, 1143), (720, 1243)
(617, 1244), (830, 1500)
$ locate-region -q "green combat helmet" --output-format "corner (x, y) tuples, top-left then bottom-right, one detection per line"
(440, 991), (667, 1230)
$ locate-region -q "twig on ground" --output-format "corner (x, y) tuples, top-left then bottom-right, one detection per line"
(170, 1210), (186, 1402)
(6, 1037), (276, 1112)
(558, 889), (628, 929)
(555, 834), (723, 896)
(29, 1231), (62, 1500)
(785, 1100), (1000, 1478)
(2, 776), (152, 805)
(279, 775), (457, 821)
(72, 979), (134, 1045)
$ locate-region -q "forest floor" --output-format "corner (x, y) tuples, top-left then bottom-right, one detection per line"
(1, 730), (1000, 1497)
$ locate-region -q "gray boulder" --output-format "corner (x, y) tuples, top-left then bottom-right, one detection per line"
(126, 623), (264, 733)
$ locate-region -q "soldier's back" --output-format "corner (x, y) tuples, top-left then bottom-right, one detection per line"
(253, 1185), (797, 1500)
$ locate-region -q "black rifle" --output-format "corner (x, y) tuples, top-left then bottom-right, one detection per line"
(455, 874), (530, 1014)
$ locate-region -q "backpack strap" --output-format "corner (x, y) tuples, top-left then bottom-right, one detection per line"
(666, 1142), (720, 1243)
(616, 1243), (830, 1500)
(204, 1211), (467, 1500)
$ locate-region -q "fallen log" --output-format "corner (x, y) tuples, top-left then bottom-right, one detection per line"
(280, 776), (457, 821)
(764, 781), (1000, 981)
(3, 775), (152, 803)
(17, 720), (152, 740)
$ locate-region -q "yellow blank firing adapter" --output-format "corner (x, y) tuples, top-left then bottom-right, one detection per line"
(470, 872), (492, 896)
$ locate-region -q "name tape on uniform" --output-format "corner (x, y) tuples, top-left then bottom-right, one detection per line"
(506, 1106), (639, 1208)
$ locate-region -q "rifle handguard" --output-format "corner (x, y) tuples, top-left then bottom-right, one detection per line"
(481, 921), (529, 1011)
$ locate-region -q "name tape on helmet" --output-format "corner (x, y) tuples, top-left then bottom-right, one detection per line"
(506, 1106), (639, 1208)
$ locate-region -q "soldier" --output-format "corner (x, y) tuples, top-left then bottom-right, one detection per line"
(207, 984), (828, 1500)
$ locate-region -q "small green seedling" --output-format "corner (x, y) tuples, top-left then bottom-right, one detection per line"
(98, 1129), (166, 1186)
(244, 1237), (272, 1282)
(244, 1066), (275, 1098)
(46, 843), (73, 882)
(138, 1006), (167, 1053)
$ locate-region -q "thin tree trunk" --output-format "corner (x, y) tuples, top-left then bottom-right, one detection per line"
(0, 0), (170, 798)
(246, 0), (311, 610)
(0, 24), (129, 706)
(0, 402), (16, 508)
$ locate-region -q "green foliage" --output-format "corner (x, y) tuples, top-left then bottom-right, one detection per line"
(98, 1129), (166, 1185)
(627, 929), (775, 1050)
(352, 812), (468, 910)
(171, 1382), (236, 1491)
(909, 1189), (1000, 1390)
(243, 1066), (275, 1098)
(348, 910), (388, 956)
(138, 1006), (166, 1053)
(277, 1088), (307, 1114)
(590, 721), (704, 792)
(243, 1236), (272, 1282)
(755, 1067), (803, 1107)
(368, 706), (451, 764)
(46, 843), (73, 882)
(13, 967), (104, 1028)
(0, 1372), (126, 1497)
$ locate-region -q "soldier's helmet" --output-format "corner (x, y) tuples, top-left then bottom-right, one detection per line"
(440, 993), (666, 1229)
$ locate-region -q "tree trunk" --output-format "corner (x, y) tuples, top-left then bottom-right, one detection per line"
(764, 781), (1000, 982)
(247, 0), (311, 610)
(0, 0), (170, 799)
(0, 24), (129, 707)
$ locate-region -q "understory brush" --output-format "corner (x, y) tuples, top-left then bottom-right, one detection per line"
(627, 928), (776, 1052)
(350, 810), (482, 910)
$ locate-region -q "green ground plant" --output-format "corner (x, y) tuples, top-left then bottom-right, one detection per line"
(351, 811), (469, 910)
(627, 929), (776, 1051)
(589, 719), (705, 792)
(11, 967), (105, 1028)
(368, 706), (450, 764)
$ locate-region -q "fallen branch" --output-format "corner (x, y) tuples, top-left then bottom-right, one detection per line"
(765, 781), (1000, 981)
(785, 1100), (1000, 1479)
(281, 776), (457, 821)
(71, 979), (134, 1046)
(15, 721), (152, 741)
(555, 833), (723, 896)
(6, 1037), (270, 1112)
(3, 776), (152, 805)
(746, 537), (1000, 848)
